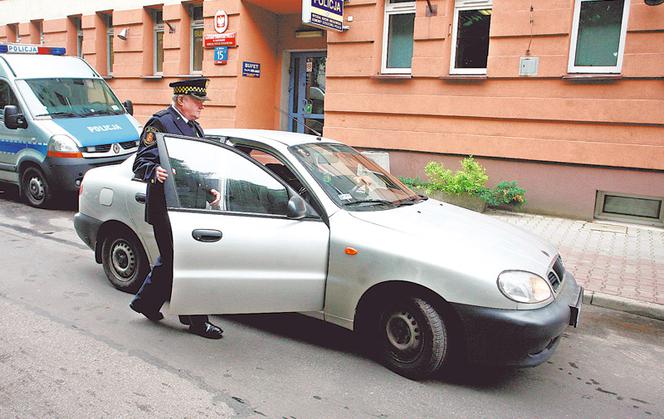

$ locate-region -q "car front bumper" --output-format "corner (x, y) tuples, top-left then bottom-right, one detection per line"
(451, 272), (583, 367)
(45, 155), (131, 193)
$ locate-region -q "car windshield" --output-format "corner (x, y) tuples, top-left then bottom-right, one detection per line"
(291, 142), (422, 210)
(15, 78), (125, 118)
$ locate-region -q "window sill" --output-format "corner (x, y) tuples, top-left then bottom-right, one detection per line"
(562, 73), (622, 82)
(440, 74), (488, 81)
(175, 74), (204, 78)
(371, 74), (412, 80)
(102, 75), (113, 80)
(142, 75), (163, 80)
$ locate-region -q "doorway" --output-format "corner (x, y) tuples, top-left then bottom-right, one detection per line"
(288, 51), (326, 135)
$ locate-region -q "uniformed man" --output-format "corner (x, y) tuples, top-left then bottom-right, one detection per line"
(129, 77), (224, 339)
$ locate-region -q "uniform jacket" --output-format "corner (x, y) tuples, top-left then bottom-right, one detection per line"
(133, 106), (205, 225)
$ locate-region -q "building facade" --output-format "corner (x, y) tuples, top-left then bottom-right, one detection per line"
(1, 0), (663, 223)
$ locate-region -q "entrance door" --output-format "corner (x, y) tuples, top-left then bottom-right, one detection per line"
(288, 51), (326, 135)
(156, 134), (330, 315)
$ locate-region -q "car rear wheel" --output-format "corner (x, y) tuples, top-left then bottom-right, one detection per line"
(21, 166), (52, 208)
(377, 296), (449, 380)
(101, 230), (149, 294)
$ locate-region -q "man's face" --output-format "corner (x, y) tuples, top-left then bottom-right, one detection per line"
(178, 95), (205, 121)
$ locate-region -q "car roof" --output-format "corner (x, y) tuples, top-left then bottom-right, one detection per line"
(0, 54), (99, 79)
(204, 128), (342, 148)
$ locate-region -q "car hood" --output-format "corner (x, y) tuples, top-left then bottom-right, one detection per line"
(346, 198), (557, 277)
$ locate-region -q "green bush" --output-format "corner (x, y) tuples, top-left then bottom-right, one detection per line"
(479, 181), (527, 207)
(399, 176), (429, 189)
(424, 157), (488, 195)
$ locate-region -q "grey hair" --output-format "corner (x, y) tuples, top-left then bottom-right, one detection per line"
(172, 94), (185, 105)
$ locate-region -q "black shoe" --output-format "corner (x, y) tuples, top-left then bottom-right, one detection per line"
(189, 321), (224, 339)
(130, 300), (164, 322)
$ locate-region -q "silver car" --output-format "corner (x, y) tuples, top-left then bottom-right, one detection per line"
(74, 129), (582, 380)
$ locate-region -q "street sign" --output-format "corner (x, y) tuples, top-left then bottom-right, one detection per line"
(214, 10), (228, 34)
(242, 61), (260, 78)
(302, 0), (344, 32)
(214, 46), (229, 65)
(204, 32), (236, 48)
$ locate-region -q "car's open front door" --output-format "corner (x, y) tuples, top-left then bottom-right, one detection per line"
(156, 134), (329, 315)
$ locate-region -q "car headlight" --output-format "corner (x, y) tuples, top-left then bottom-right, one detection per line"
(47, 134), (82, 158)
(497, 271), (552, 304)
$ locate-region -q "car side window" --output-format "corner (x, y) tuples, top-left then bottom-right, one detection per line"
(164, 137), (289, 216)
(0, 80), (20, 117)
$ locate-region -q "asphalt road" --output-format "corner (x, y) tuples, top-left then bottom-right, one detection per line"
(1, 186), (663, 418)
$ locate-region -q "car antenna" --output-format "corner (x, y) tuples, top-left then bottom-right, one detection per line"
(273, 106), (323, 137)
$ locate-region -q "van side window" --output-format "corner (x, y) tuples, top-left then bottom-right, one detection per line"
(0, 81), (20, 116)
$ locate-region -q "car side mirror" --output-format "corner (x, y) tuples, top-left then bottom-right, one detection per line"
(286, 194), (307, 220)
(4, 105), (27, 129)
(123, 100), (134, 116)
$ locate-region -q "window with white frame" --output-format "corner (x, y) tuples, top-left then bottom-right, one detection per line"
(105, 14), (113, 76)
(568, 0), (630, 74)
(190, 5), (204, 73)
(153, 10), (164, 74)
(70, 16), (83, 57)
(381, 0), (416, 74)
(450, 0), (492, 75)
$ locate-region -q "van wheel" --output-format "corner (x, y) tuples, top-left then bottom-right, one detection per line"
(101, 230), (149, 293)
(377, 296), (449, 380)
(21, 166), (51, 208)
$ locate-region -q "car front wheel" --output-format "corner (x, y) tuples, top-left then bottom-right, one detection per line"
(101, 231), (149, 293)
(21, 166), (52, 208)
(378, 296), (449, 380)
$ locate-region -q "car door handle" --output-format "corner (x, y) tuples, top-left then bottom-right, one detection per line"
(192, 229), (223, 243)
(135, 193), (146, 204)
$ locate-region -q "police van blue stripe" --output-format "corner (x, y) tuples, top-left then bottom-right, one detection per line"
(0, 138), (47, 154)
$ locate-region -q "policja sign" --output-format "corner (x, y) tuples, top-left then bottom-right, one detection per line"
(302, 0), (344, 32)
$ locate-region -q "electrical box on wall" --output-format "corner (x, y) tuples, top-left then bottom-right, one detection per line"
(519, 56), (539, 77)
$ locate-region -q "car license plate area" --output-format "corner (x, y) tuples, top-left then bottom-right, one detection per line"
(569, 286), (583, 327)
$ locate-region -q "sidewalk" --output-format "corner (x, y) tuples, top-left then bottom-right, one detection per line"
(488, 210), (664, 321)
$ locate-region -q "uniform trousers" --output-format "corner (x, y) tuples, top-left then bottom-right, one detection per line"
(132, 214), (207, 325)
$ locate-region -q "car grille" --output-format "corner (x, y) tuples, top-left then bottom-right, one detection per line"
(84, 144), (112, 153)
(120, 140), (139, 149)
(83, 141), (138, 153)
(547, 256), (565, 292)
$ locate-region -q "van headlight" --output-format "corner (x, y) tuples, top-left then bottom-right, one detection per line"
(497, 271), (552, 304)
(47, 134), (82, 158)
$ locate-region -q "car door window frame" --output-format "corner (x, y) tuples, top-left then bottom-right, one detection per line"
(225, 137), (330, 225)
(155, 133), (322, 221)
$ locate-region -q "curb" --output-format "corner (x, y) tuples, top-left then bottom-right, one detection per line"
(583, 290), (664, 322)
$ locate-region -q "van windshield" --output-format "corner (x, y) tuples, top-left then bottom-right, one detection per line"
(15, 78), (125, 118)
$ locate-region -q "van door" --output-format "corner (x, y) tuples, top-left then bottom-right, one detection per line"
(0, 80), (24, 182)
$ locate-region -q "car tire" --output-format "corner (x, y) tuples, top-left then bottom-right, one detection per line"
(101, 230), (149, 294)
(21, 166), (52, 208)
(377, 296), (448, 380)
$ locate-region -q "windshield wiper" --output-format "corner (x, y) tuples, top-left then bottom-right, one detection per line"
(396, 196), (427, 206)
(35, 111), (79, 118)
(80, 110), (121, 117)
(344, 199), (396, 208)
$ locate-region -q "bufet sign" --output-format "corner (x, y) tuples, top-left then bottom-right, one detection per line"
(214, 10), (228, 33)
(302, 0), (344, 32)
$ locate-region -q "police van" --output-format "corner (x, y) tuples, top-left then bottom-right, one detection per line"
(0, 43), (140, 207)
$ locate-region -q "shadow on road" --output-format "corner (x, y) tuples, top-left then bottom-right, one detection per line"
(223, 312), (521, 388)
